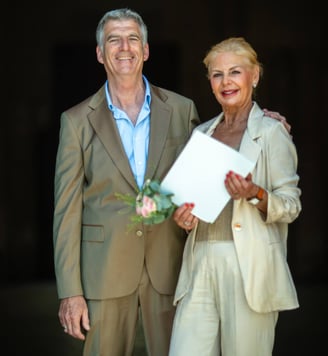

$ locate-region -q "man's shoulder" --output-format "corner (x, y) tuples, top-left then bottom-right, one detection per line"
(150, 84), (194, 104)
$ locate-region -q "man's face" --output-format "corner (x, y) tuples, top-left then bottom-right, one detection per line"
(96, 19), (149, 79)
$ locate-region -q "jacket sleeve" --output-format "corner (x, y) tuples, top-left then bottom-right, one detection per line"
(256, 122), (302, 224)
(53, 112), (84, 298)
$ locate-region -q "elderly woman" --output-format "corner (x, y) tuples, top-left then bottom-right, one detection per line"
(169, 37), (302, 356)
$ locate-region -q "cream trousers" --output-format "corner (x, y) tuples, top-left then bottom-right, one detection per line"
(169, 241), (278, 356)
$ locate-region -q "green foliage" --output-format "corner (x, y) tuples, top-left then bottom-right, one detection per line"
(115, 179), (177, 226)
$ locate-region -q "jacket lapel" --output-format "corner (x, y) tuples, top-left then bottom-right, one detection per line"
(145, 86), (172, 180)
(88, 87), (138, 191)
(86, 84), (173, 191)
(239, 102), (263, 164)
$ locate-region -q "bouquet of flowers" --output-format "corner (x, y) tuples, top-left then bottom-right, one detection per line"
(115, 179), (177, 226)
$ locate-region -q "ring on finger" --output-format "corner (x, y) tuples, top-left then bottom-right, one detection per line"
(184, 221), (191, 226)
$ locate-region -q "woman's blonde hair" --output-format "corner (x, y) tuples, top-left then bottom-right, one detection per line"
(203, 37), (263, 77)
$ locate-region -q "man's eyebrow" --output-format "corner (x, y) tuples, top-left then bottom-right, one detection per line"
(106, 33), (141, 40)
(106, 34), (119, 40)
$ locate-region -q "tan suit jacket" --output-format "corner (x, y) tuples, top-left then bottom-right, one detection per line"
(174, 102), (302, 313)
(53, 84), (200, 299)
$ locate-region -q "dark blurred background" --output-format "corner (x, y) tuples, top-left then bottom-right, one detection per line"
(1, 0), (325, 355)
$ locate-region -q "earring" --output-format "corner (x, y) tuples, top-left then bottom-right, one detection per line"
(253, 83), (257, 88)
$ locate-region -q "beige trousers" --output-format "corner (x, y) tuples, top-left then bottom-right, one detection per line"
(83, 265), (176, 356)
(169, 241), (278, 356)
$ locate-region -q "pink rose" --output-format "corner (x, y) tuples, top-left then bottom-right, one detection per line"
(136, 196), (157, 218)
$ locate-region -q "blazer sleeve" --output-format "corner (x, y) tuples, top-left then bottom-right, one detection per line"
(261, 122), (302, 224)
(53, 112), (84, 298)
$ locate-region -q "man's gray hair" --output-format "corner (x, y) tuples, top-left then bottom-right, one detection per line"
(96, 8), (148, 52)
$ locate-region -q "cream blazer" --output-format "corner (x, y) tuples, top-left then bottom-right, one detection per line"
(173, 102), (302, 313)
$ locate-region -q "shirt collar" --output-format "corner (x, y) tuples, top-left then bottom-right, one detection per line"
(105, 75), (151, 112)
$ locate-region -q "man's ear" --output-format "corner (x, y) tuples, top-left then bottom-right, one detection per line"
(96, 46), (104, 64)
(143, 43), (150, 62)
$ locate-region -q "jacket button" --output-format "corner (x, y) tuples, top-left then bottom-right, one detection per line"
(233, 223), (242, 231)
(136, 230), (143, 237)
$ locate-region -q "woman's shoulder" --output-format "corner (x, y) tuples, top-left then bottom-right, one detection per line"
(195, 115), (221, 133)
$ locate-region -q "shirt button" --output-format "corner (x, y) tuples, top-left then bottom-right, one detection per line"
(233, 223), (242, 231)
(136, 230), (143, 237)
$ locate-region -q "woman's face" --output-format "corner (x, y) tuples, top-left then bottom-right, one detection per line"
(207, 52), (259, 110)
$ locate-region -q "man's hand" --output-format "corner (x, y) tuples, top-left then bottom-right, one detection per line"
(263, 108), (291, 134)
(58, 295), (90, 340)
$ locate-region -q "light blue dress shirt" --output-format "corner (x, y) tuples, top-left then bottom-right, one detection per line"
(105, 76), (151, 189)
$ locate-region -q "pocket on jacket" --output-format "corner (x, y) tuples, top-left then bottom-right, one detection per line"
(82, 225), (104, 242)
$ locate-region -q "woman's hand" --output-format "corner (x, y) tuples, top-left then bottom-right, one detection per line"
(173, 203), (198, 230)
(225, 172), (258, 200)
(225, 171), (268, 214)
